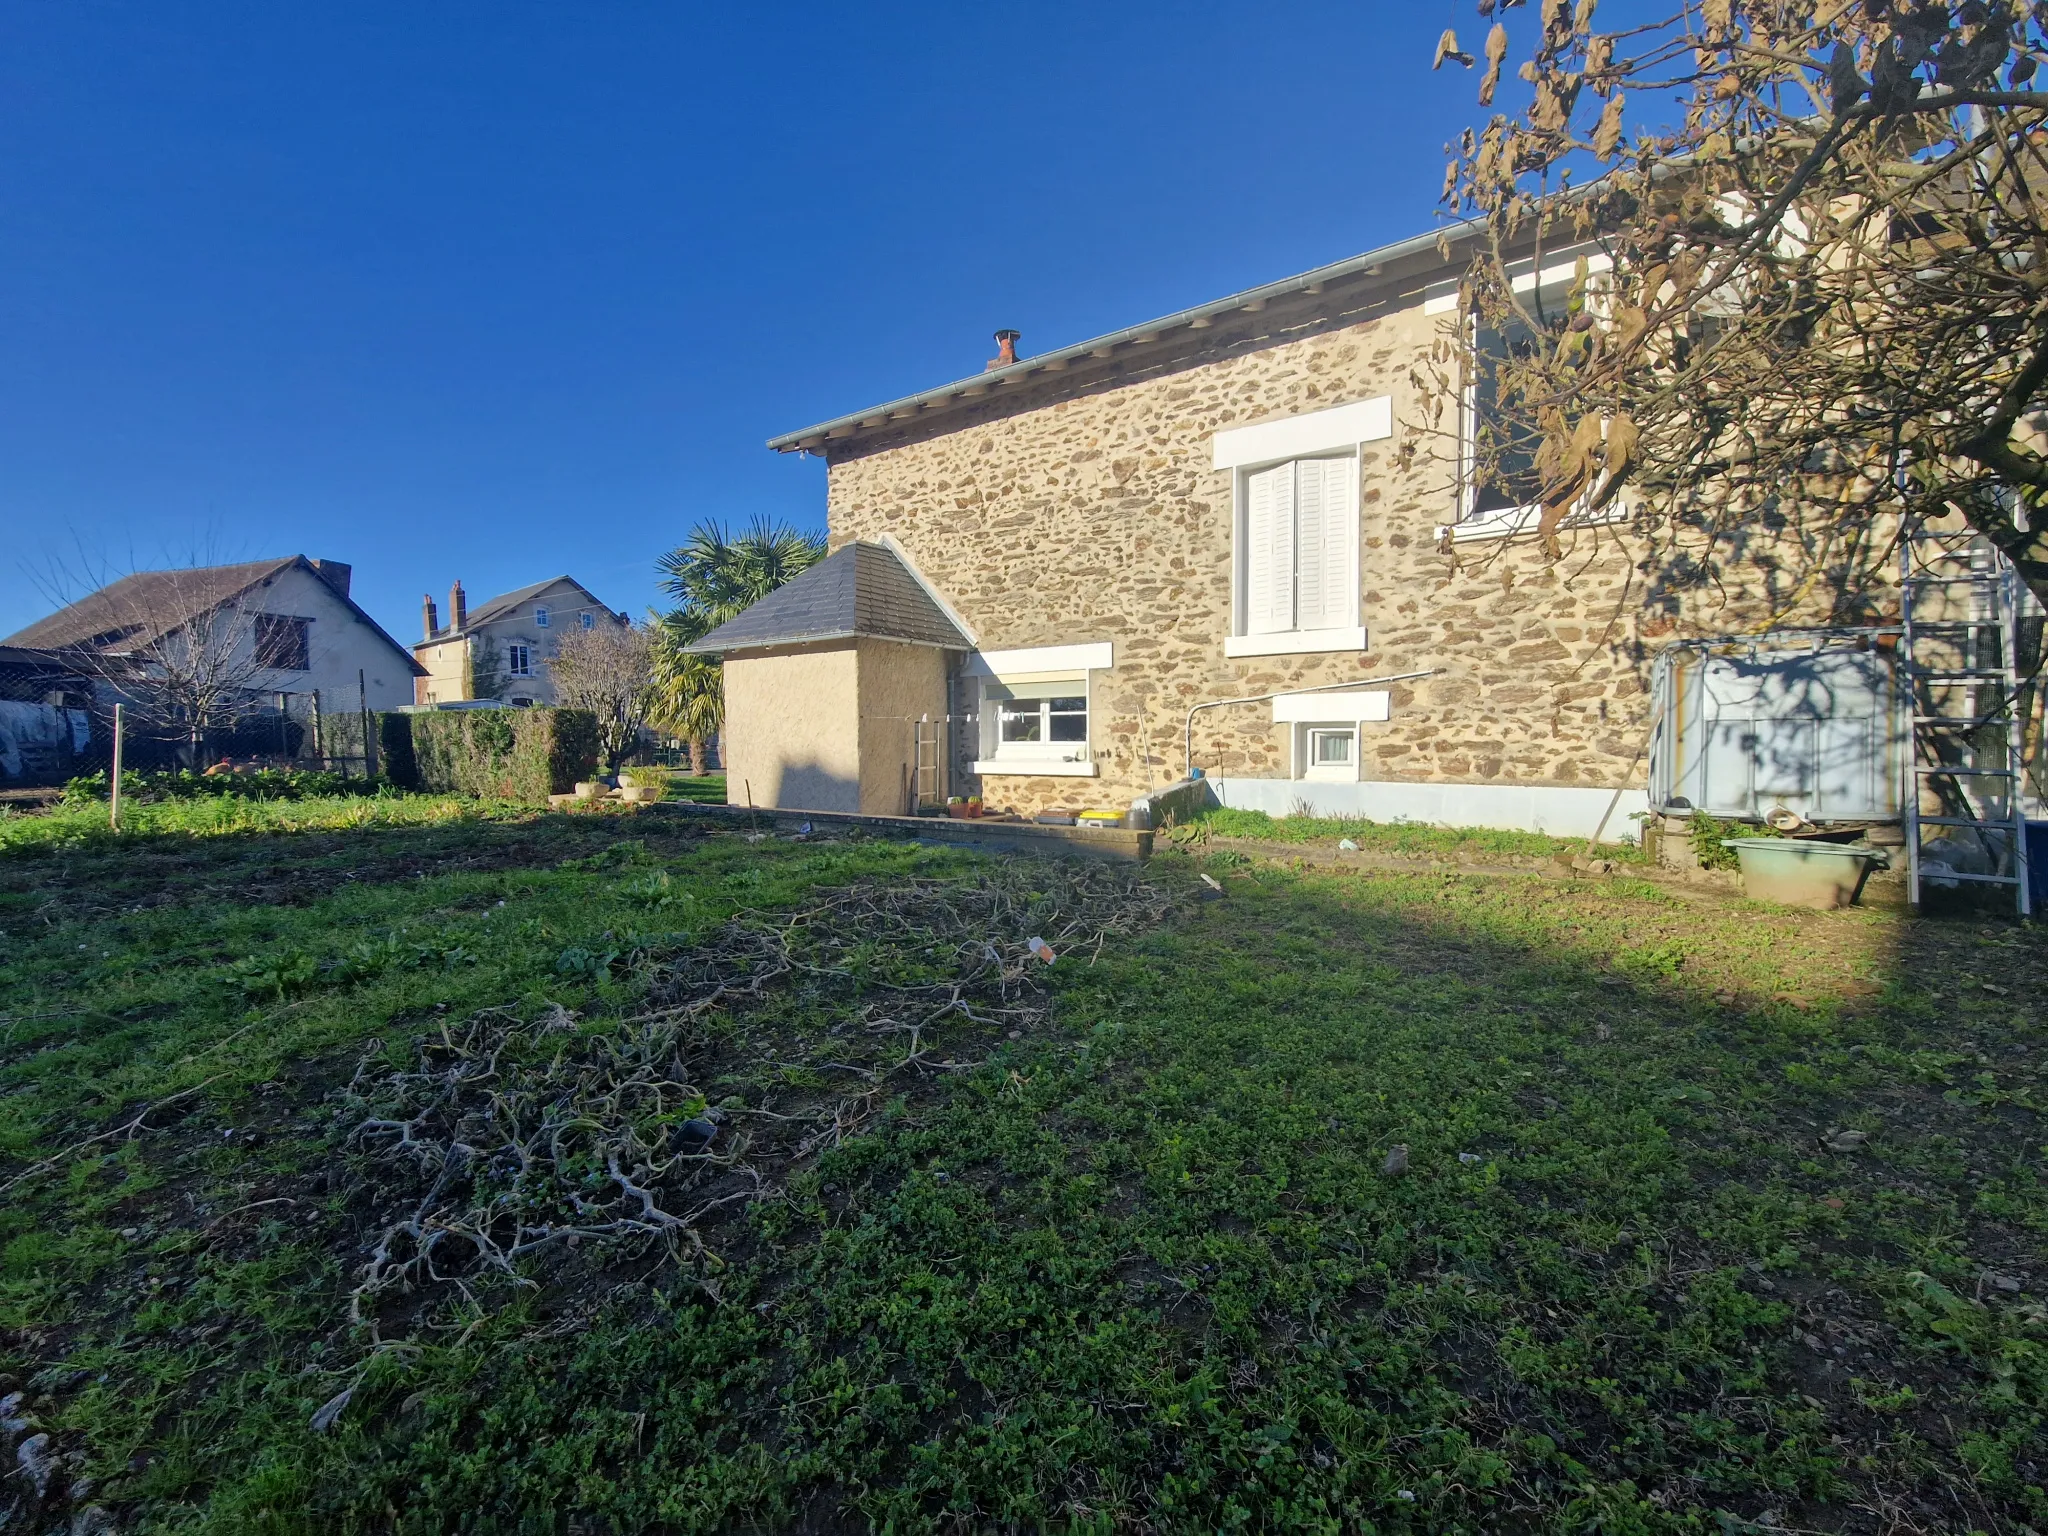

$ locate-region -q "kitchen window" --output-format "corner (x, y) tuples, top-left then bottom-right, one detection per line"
(980, 677), (1089, 767)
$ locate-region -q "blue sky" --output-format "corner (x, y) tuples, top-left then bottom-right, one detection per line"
(1, 2), (1485, 646)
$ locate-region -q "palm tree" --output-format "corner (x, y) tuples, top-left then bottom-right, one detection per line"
(656, 516), (825, 624)
(647, 610), (726, 775)
(648, 518), (825, 773)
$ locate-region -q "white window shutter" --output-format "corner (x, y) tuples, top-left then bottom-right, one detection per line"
(1294, 457), (1356, 631)
(1245, 463), (1295, 634)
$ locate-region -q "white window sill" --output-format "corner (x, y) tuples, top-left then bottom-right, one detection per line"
(1435, 502), (1630, 543)
(1224, 626), (1367, 658)
(971, 759), (1099, 778)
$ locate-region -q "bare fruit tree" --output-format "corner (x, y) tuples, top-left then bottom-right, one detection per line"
(1428, 0), (2048, 610)
(28, 562), (289, 758)
(548, 620), (655, 771)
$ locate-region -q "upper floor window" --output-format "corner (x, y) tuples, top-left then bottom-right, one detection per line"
(535, 607), (550, 627)
(1466, 319), (1546, 518)
(253, 614), (310, 672)
(506, 644), (532, 677)
(1213, 396), (1385, 658)
(579, 611), (596, 630)
(1238, 454), (1358, 639)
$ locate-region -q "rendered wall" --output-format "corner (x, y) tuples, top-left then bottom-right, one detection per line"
(722, 644), (862, 813)
(855, 640), (950, 816)
(1212, 776), (1650, 843)
(237, 563), (416, 712)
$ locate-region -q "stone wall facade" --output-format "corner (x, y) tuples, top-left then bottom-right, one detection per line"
(821, 283), (1868, 816)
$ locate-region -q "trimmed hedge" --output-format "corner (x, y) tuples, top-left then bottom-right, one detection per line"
(381, 709), (599, 801)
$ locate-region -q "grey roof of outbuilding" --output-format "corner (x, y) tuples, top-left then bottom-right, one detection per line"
(684, 542), (971, 654)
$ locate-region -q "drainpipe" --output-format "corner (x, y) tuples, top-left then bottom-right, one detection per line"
(1184, 669), (1440, 780)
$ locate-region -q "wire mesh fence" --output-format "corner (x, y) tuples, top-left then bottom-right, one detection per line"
(0, 660), (387, 787)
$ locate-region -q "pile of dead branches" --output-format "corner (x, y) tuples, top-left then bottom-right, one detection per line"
(335, 859), (1174, 1336)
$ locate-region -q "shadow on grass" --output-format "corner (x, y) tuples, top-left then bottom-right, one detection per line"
(3, 847), (2043, 1534)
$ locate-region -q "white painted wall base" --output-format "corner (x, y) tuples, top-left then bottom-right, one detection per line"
(1211, 776), (1650, 843)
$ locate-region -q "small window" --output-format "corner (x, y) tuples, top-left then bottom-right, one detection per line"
(1309, 728), (1353, 766)
(535, 607), (550, 628)
(1301, 724), (1358, 781)
(506, 644), (532, 677)
(253, 614), (310, 671)
(985, 679), (1089, 762)
(579, 611), (596, 630)
(510, 696), (534, 708)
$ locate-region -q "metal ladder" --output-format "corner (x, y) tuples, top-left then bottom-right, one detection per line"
(911, 714), (947, 814)
(1898, 521), (2032, 915)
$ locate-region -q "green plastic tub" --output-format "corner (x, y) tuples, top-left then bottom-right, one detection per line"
(1721, 837), (1887, 910)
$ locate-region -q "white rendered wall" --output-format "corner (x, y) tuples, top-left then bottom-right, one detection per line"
(1212, 776), (1649, 842)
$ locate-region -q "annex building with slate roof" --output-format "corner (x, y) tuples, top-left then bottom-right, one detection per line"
(684, 541), (973, 816)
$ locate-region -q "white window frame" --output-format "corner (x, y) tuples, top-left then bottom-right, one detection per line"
(1225, 454), (1363, 656)
(535, 607), (550, 628)
(1212, 398), (1387, 660)
(506, 643), (532, 677)
(1441, 248), (1631, 545)
(1301, 724), (1359, 781)
(965, 641), (1111, 779)
(973, 674), (1095, 777)
(579, 611), (596, 630)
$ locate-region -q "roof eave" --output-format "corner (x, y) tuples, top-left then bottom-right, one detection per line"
(764, 218), (1481, 454)
(684, 629), (971, 657)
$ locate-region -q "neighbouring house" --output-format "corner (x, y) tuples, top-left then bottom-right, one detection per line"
(694, 223), (2016, 840)
(2, 557), (421, 772)
(412, 576), (628, 707)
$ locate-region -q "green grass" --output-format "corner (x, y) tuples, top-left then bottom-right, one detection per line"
(665, 770), (728, 805)
(0, 789), (514, 853)
(1176, 803), (1645, 862)
(1, 804), (2042, 1533)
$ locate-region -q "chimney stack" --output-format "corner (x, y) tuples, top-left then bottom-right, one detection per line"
(309, 558), (352, 598)
(423, 594), (440, 640)
(449, 580), (467, 631)
(985, 329), (1021, 371)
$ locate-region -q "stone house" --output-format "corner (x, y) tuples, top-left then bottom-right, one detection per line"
(698, 222), (1913, 836)
(413, 576), (628, 707)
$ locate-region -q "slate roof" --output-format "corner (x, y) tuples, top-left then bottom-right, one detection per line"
(460, 576), (615, 633)
(684, 542), (971, 654)
(3, 557), (425, 675)
(6, 560), (297, 652)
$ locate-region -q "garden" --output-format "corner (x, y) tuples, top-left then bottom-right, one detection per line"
(0, 790), (2042, 1533)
